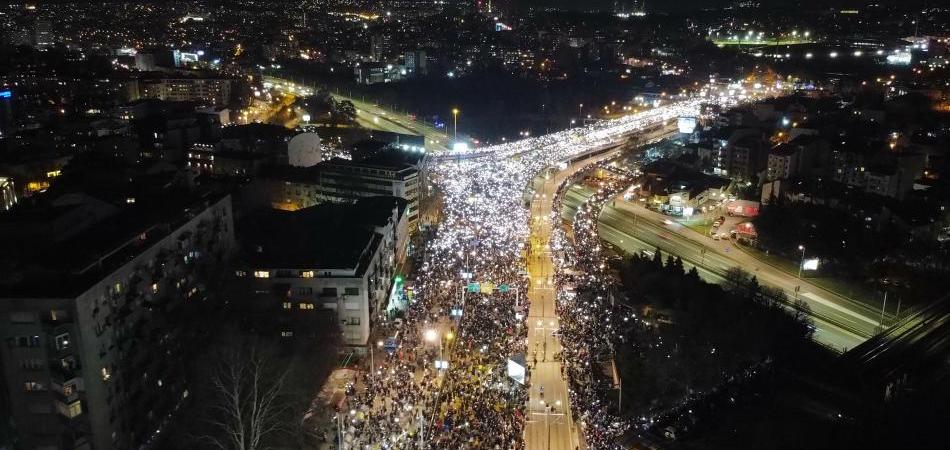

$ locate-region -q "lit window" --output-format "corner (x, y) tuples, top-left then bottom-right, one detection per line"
(280, 331), (293, 337)
(282, 302), (292, 310)
(301, 270), (314, 278)
(56, 400), (82, 418)
(55, 333), (70, 351)
(101, 367), (111, 381)
(235, 270), (247, 277)
(253, 271), (270, 278)
(299, 303), (314, 310)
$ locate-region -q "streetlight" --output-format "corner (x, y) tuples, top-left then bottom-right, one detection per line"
(370, 340), (383, 378)
(578, 103), (583, 118)
(798, 245), (806, 279)
(424, 328), (447, 370)
(424, 328), (438, 343)
(452, 108), (460, 140)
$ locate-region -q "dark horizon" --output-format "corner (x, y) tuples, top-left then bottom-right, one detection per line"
(520, 0), (930, 13)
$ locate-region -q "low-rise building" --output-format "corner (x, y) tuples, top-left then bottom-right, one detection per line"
(133, 76), (234, 107)
(234, 196), (408, 348)
(262, 150), (421, 229)
(766, 144), (800, 181)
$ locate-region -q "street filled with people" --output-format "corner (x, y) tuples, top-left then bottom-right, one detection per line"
(335, 87), (760, 448)
(548, 164), (645, 449)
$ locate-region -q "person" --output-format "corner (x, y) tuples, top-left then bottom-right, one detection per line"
(539, 385), (544, 398)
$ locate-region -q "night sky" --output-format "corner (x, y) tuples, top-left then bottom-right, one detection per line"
(520, 0), (924, 13)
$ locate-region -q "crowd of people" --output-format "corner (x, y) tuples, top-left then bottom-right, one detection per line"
(547, 164), (646, 449)
(430, 98), (706, 162)
(333, 96), (731, 449)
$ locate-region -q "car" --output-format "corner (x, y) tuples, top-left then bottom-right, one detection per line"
(712, 233), (722, 240)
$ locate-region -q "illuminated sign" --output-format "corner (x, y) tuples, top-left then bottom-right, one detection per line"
(179, 52), (200, 63)
(886, 52), (912, 65)
(0, 90), (11, 99)
(803, 258), (820, 271)
(678, 116), (698, 133)
(506, 357), (526, 384)
(452, 142), (470, 153)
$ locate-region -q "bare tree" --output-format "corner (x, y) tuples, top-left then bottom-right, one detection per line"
(201, 347), (291, 450)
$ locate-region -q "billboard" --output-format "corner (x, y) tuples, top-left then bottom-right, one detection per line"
(507, 356), (526, 385)
(678, 116), (698, 134)
(802, 258), (820, 271)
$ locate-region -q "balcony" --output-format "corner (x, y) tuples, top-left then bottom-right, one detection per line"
(50, 361), (82, 384)
(53, 384), (82, 404)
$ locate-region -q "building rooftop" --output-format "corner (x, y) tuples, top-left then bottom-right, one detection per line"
(771, 143), (798, 156)
(0, 188), (228, 298)
(237, 196), (405, 273)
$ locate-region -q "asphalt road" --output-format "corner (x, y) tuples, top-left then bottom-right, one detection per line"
(524, 149), (639, 450)
(331, 94), (456, 152)
(560, 185), (884, 352)
(525, 162), (580, 450)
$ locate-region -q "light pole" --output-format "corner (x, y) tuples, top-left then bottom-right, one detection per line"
(879, 290), (888, 329)
(370, 340), (383, 378)
(797, 245), (806, 279)
(578, 103), (583, 119)
(452, 108), (459, 141)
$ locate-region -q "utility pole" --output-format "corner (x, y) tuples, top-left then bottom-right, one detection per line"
(879, 290), (888, 329)
(417, 410), (425, 450)
(337, 413), (345, 450)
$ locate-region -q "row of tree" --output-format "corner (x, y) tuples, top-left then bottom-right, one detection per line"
(614, 249), (815, 414)
(297, 90), (357, 125)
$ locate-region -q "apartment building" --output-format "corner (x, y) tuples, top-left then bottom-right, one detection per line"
(135, 77), (233, 107)
(0, 192), (235, 450)
(234, 197), (408, 348)
(263, 151), (420, 229)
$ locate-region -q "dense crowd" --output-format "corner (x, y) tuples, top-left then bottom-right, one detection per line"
(548, 164), (644, 449)
(336, 99), (715, 449)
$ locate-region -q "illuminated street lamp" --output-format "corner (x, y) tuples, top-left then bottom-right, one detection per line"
(798, 245), (806, 279)
(370, 339), (383, 378)
(452, 108), (460, 140)
(424, 328), (438, 342)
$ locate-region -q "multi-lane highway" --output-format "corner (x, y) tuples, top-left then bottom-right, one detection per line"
(293, 76), (782, 449)
(525, 167), (577, 450)
(330, 94), (456, 151)
(560, 184), (885, 352)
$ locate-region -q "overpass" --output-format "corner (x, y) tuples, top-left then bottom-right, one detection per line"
(841, 295), (950, 399)
(428, 100), (698, 164)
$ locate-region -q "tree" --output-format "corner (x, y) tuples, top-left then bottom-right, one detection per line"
(687, 266), (701, 282)
(335, 100), (357, 123)
(652, 247), (663, 269)
(673, 257), (685, 274)
(665, 254), (677, 272)
(723, 267), (751, 292)
(200, 346), (291, 450)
